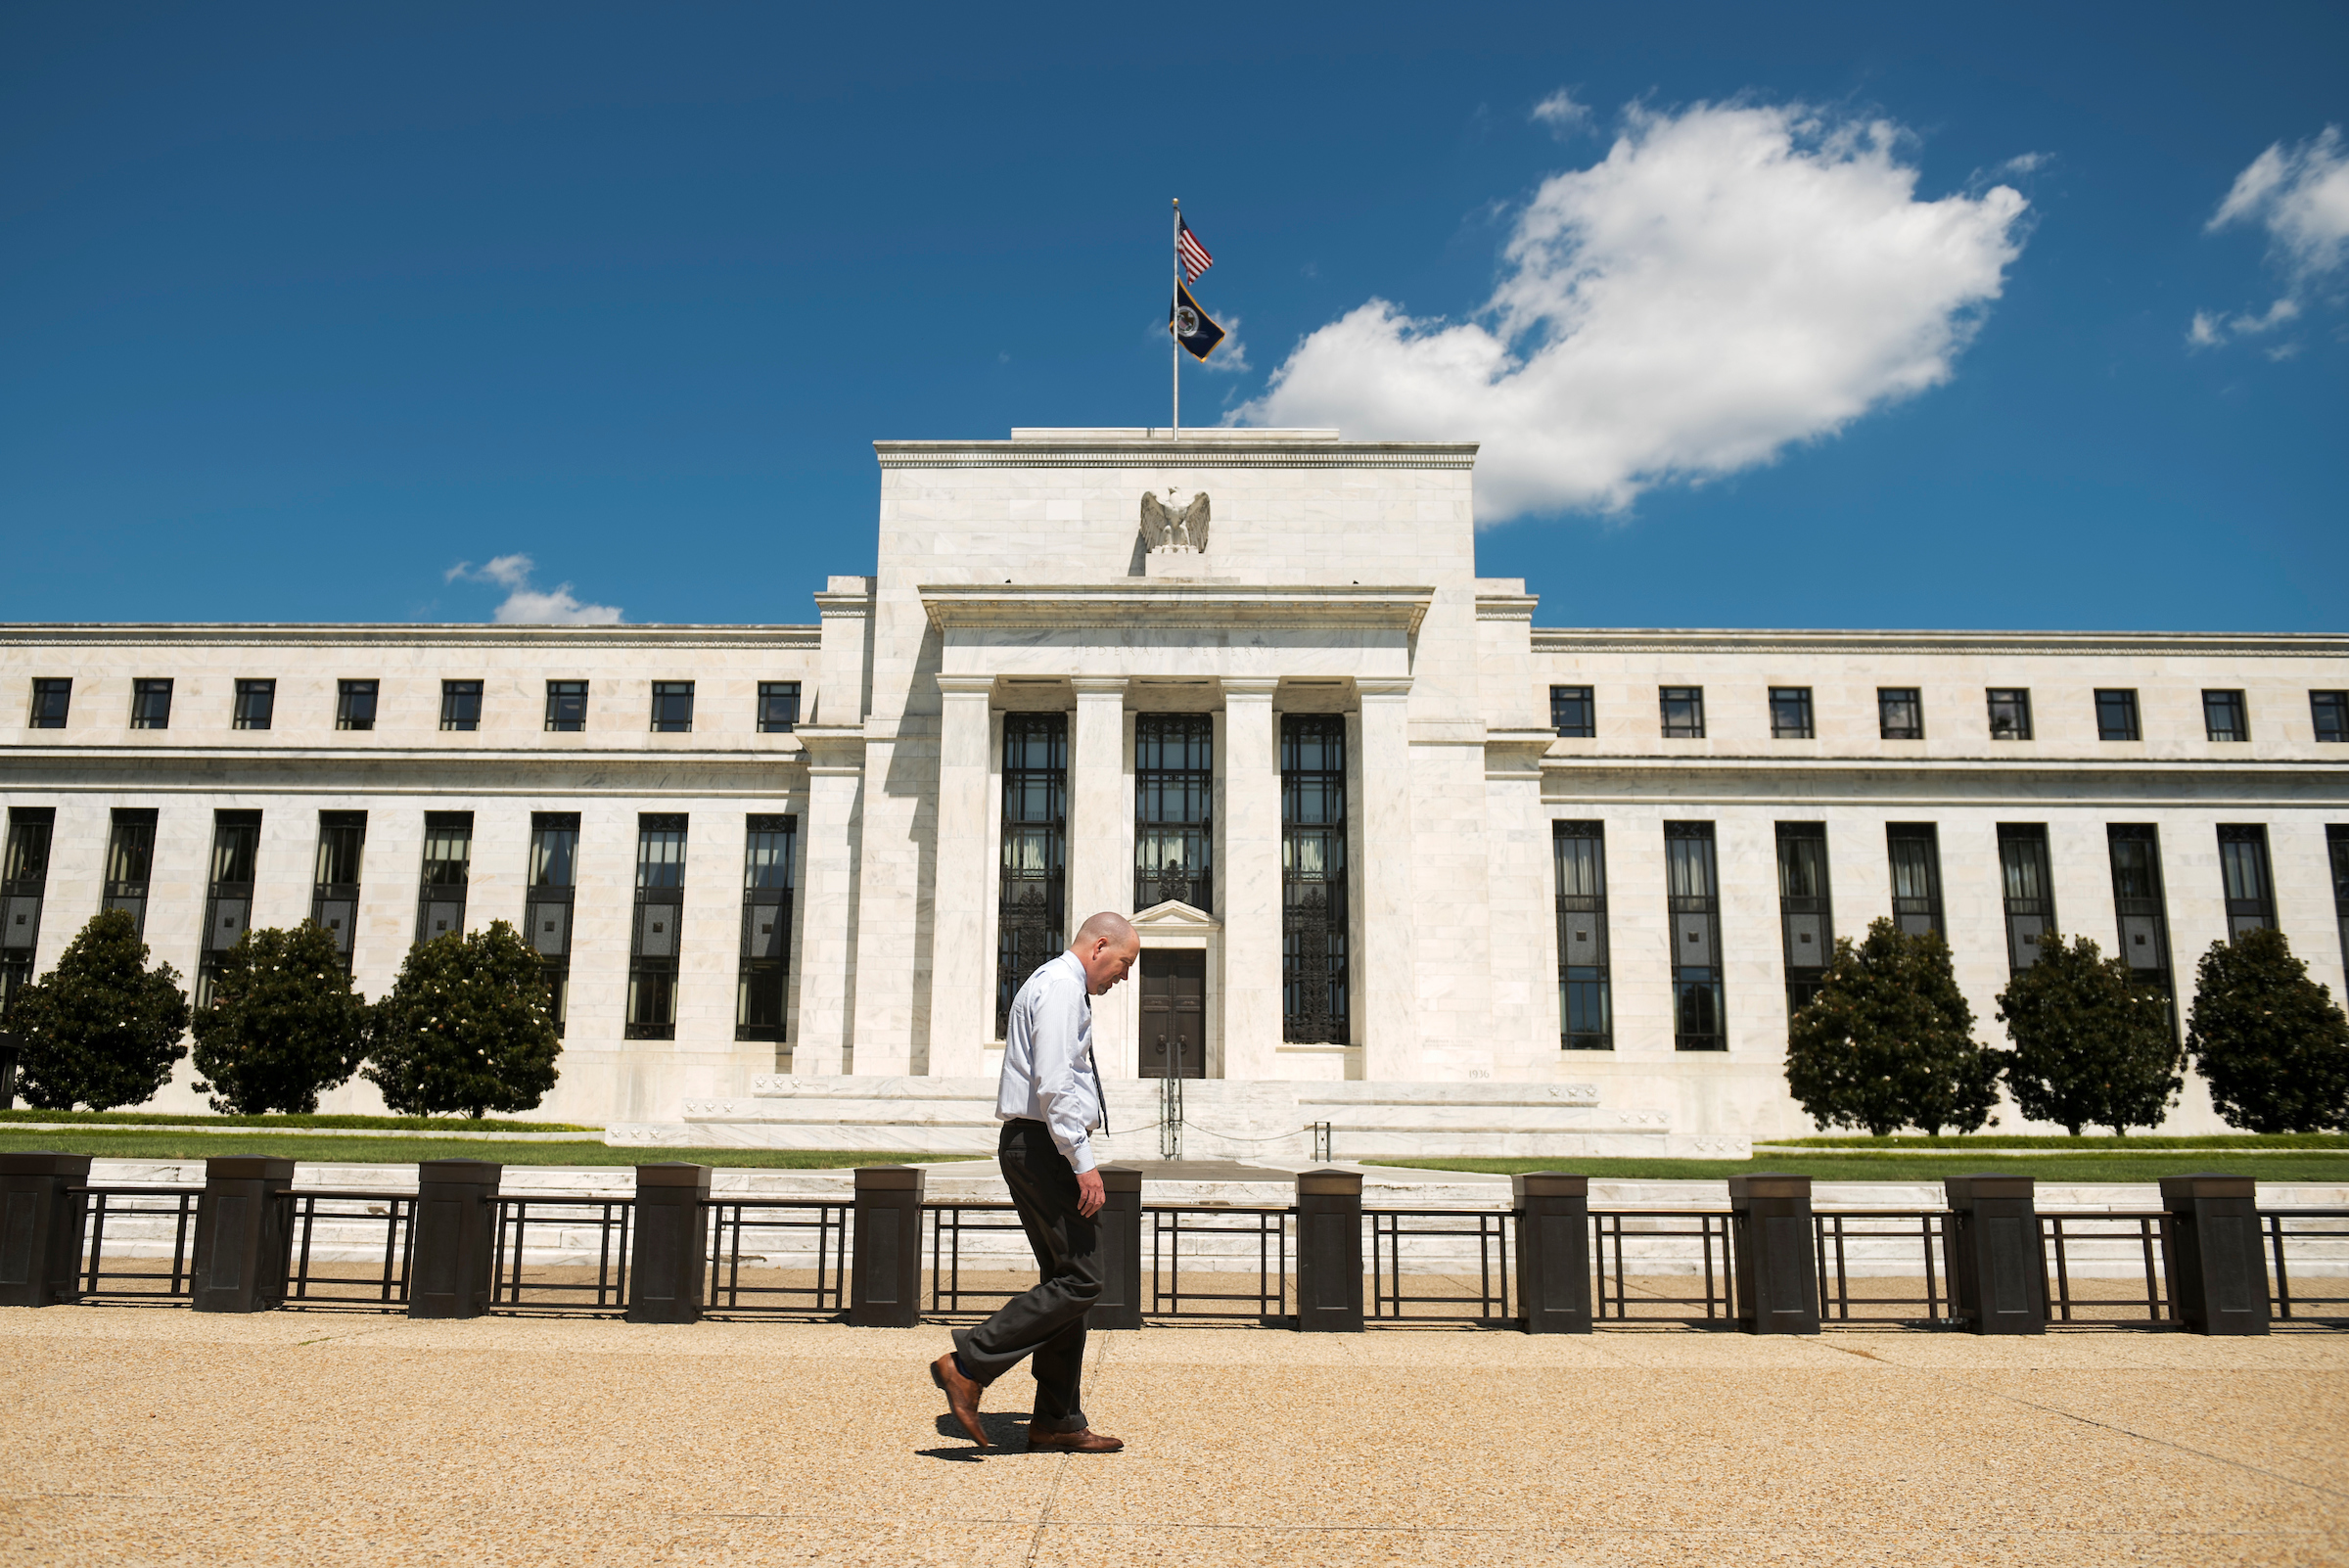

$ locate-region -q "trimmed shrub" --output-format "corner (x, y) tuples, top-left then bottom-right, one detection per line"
(10, 909), (190, 1112)
(1996, 931), (2181, 1137)
(365, 922), (561, 1119)
(190, 922), (371, 1115)
(2186, 927), (2349, 1133)
(1784, 917), (2000, 1137)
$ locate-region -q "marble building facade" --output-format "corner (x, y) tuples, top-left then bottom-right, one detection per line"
(3, 428), (2346, 1154)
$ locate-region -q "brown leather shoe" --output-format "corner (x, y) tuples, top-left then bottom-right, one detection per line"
(1026, 1426), (1124, 1453)
(930, 1353), (990, 1447)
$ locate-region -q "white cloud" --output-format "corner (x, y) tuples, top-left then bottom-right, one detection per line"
(1239, 100), (2028, 521)
(1994, 152), (2050, 178)
(1531, 89), (1589, 136)
(2194, 126), (2349, 352)
(443, 554), (622, 623)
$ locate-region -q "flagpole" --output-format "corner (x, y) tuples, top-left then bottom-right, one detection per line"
(1171, 197), (1181, 439)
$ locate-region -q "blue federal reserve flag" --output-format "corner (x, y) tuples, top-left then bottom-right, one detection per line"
(1170, 283), (1225, 362)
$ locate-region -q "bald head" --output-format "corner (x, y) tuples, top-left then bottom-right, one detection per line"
(1068, 911), (1140, 995)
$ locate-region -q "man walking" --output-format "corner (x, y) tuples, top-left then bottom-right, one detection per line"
(930, 910), (1139, 1453)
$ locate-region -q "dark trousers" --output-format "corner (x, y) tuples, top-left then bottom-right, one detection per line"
(950, 1119), (1103, 1433)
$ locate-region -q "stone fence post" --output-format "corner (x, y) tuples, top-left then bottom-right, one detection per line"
(849, 1166), (926, 1327)
(0, 1151), (92, 1308)
(1294, 1168), (1363, 1332)
(626, 1163), (711, 1324)
(2160, 1175), (2270, 1336)
(1944, 1175), (2047, 1334)
(1088, 1166), (1143, 1330)
(1727, 1173), (1819, 1335)
(409, 1160), (502, 1319)
(1512, 1172), (1591, 1334)
(191, 1156), (296, 1314)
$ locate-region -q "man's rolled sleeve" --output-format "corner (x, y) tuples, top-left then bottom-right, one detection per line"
(1031, 980), (1097, 1174)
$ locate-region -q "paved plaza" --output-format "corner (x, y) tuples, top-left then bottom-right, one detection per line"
(4, 1306), (2345, 1567)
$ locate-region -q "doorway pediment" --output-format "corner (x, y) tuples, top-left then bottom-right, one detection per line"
(1132, 899), (1219, 934)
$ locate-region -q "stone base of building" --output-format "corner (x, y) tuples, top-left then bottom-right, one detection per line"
(603, 1076), (1754, 1161)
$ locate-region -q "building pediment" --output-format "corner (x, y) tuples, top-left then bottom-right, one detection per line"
(1131, 899), (1220, 933)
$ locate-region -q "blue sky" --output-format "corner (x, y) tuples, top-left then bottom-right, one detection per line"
(3, 2), (2343, 631)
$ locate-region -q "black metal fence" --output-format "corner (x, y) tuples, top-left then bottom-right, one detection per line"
(491, 1196), (631, 1313)
(1591, 1210), (1735, 1324)
(286, 1191), (417, 1308)
(1367, 1209), (1512, 1325)
(1815, 1210), (1952, 1325)
(701, 1198), (852, 1317)
(72, 1186), (199, 1302)
(1150, 1206), (1289, 1321)
(2263, 1209), (2349, 1322)
(2043, 1212), (2171, 1323)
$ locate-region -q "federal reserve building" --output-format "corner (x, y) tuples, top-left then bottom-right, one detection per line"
(5, 428), (2346, 1157)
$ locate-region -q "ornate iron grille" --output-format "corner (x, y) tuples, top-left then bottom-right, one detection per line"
(1887, 822), (1944, 938)
(2219, 823), (2275, 941)
(1134, 714), (1213, 911)
(737, 813), (797, 1042)
(1666, 821), (1724, 1051)
(528, 812), (579, 1035)
(1554, 821), (1611, 1049)
(1774, 822), (1831, 1017)
(1281, 715), (1348, 1044)
(310, 810), (368, 974)
(104, 808), (157, 939)
(1, 807), (56, 1017)
(197, 810), (260, 1008)
(627, 813), (687, 1039)
(415, 811), (473, 945)
(1997, 823), (2055, 973)
(996, 714), (1066, 1037)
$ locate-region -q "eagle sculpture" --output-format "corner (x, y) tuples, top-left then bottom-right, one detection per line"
(1139, 490), (1210, 551)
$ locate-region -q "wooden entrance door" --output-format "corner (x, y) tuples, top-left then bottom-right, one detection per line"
(1138, 948), (1206, 1078)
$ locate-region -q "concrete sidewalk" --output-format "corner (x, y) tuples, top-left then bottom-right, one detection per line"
(4, 1307), (2345, 1567)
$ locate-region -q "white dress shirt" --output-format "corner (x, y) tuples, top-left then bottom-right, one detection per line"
(996, 950), (1107, 1174)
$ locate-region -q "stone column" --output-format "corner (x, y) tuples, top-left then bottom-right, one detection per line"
(1219, 679), (1281, 1082)
(926, 676), (997, 1080)
(791, 726), (867, 1077)
(1354, 678), (1417, 1082)
(1067, 678), (1133, 1078)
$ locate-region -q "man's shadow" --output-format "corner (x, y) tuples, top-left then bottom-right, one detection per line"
(917, 1410), (1033, 1460)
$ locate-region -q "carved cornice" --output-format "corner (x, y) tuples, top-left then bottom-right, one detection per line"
(1474, 594), (1541, 623)
(918, 583), (1434, 635)
(0, 623), (820, 650)
(1530, 627), (2349, 658)
(877, 436), (1478, 471)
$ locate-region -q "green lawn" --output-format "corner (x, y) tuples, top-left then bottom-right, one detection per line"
(0, 1109), (600, 1132)
(1367, 1153), (2349, 1183)
(0, 1130), (983, 1169)
(1762, 1133), (2349, 1151)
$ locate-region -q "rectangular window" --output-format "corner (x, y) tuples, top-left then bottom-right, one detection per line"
(2313, 691), (2349, 744)
(233, 679), (275, 731)
(310, 811), (367, 971)
(130, 679), (173, 730)
(1878, 688), (1924, 740)
(1769, 687), (1814, 740)
(1282, 715), (1350, 1044)
(1659, 686), (1705, 739)
(439, 679), (484, 732)
(736, 813), (797, 1042)
(27, 679), (69, 729)
(2204, 689), (2249, 743)
(104, 808), (159, 938)
(544, 680), (588, 732)
(0, 807), (57, 1017)
(1666, 822), (1724, 1050)
(2108, 825), (2174, 1011)
(2218, 824), (2276, 941)
(2096, 688), (2141, 742)
(627, 814), (688, 1039)
(527, 812), (580, 1035)
(1549, 685), (1595, 738)
(650, 681), (695, 733)
(198, 810), (261, 1008)
(757, 681), (801, 734)
(1887, 822), (1945, 939)
(415, 811), (473, 945)
(337, 680), (378, 731)
(1986, 688), (2034, 741)
(1135, 715), (1214, 912)
(1775, 823), (1832, 1017)
(1997, 824), (2055, 972)
(2328, 826), (2349, 979)
(997, 714), (1068, 1037)
(1553, 821), (1611, 1049)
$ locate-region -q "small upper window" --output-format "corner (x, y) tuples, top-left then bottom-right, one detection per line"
(1550, 685), (1595, 738)
(130, 678), (173, 730)
(2096, 688), (2140, 742)
(1769, 687), (1814, 740)
(2203, 689), (2249, 743)
(758, 681), (802, 734)
(27, 678), (70, 729)
(651, 681), (695, 733)
(440, 679), (484, 732)
(233, 679), (275, 731)
(2311, 690), (2348, 744)
(1986, 688), (2033, 741)
(1658, 687), (1705, 739)
(337, 679), (378, 732)
(545, 680), (588, 732)
(1878, 688), (1924, 741)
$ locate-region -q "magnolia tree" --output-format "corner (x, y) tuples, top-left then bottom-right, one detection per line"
(8, 909), (190, 1112)
(1996, 931), (2181, 1137)
(2186, 927), (2349, 1133)
(190, 922), (372, 1115)
(365, 922), (561, 1119)
(1784, 918), (2001, 1137)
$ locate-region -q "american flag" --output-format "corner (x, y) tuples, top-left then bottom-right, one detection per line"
(1177, 218), (1213, 283)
